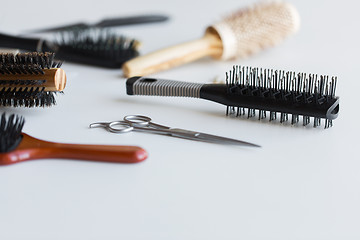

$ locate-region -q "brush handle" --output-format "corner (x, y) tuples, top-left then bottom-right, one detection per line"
(122, 30), (222, 77)
(0, 134), (147, 165)
(29, 15), (169, 33)
(126, 76), (204, 98)
(0, 33), (42, 51)
(96, 14), (169, 27)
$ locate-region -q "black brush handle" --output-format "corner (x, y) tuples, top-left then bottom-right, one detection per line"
(0, 33), (54, 52)
(29, 14), (169, 33)
(0, 33), (40, 51)
(96, 14), (169, 27)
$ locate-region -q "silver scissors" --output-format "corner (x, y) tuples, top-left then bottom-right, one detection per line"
(89, 115), (260, 147)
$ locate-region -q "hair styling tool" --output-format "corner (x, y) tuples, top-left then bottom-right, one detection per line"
(126, 66), (340, 128)
(90, 115), (260, 147)
(28, 14), (169, 33)
(123, 1), (300, 77)
(0, 52), (66, 107)
(0, 113), (147, 165)
(0, 30), (139, 68)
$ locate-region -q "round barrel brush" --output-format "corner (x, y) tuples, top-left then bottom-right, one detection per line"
(123, 1), (300, 77)
(0, 52), (66, 107)
(0, 113), (148, 165)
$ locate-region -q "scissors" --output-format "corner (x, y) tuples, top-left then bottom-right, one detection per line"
(89, 115), (260, 147)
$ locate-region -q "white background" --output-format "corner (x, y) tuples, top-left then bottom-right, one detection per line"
(0, 0), (359, 239)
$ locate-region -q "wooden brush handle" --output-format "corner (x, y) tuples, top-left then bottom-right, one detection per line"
(0, 134), (147, 165)
(122, 30), (223, 77)
(0, 68), (66, 91)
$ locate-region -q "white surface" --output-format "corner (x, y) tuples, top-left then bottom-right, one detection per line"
(0, 0), (359, 239)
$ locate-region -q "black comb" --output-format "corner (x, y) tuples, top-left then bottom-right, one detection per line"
(0, 52), (65, 107)
(0, 30), (138, 68)
(126, 66), (339, 128)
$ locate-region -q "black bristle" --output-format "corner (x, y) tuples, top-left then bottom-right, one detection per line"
(0, 52), (62, 108)
(52, 29), (139, 68)
(0, 113), (24, 153)
(0, 52), (61, 74)
(225, 65), (339, 128)
(0, 88), (58, 108)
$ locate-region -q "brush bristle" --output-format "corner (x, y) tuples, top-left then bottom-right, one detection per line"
(0, 52), (62, 70)
(53, 29), (139, 68)
(225, 66), (339, 128)
(0, 88), (60, 107)
(0, 52), (63, 107)
(211, 1), (300, 60)
(0, 113), (24, 153)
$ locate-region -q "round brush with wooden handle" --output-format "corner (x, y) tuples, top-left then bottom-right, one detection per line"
(123, 1), (300, 77)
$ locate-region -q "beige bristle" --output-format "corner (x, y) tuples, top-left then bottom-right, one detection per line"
(210, 1), (300, 60)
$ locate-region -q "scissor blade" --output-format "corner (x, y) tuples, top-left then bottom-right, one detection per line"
(169, 129), (260, 147)
(195, 132), (260, 147)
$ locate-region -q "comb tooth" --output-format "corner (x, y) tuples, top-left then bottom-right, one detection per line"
(303, 116), (310, 126)
(313, 117), (321, 128)
(325, 119), (333, 128)
(324, 119), (329, 129)
(269, 111), (276, 121)
(225, 72), (229, 86)
(258, 110), (266, 120)
(332, 76), (337, 97)
(291, 114), (299, 125)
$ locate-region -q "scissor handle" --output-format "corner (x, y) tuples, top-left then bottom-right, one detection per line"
(89, 121), (134, 133)
(124, 115), (170, 130)
(123, 115), (151, 126)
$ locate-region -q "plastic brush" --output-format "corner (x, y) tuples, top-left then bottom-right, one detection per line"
(126, 66), (339, 128)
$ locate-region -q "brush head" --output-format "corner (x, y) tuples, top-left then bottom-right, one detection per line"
(0, 52), (63, 107)
(0, 113), (24, 153)
(222, 66), (339, 128)
(209, 1), (300, 60)
(47, 29), (139, 68)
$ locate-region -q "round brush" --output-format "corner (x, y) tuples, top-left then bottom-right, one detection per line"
(123, 1), (300, 77)
(0, 52), (66, 107)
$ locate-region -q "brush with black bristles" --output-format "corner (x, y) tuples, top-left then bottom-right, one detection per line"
(0, 52), (66, 107)
(0, 113), (147, 165)
(0, 29), (139, 68)
(126, 66), (340, 128)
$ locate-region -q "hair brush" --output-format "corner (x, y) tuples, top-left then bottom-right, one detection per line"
(0, 52), (66, 107)
(123, 1), (300, 77)
(0, 113), (147, 165)
(0, 30), (139, 68)
(126, 66), (340, 128)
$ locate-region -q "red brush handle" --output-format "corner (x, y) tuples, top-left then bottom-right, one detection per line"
(0, 133), (147, 165)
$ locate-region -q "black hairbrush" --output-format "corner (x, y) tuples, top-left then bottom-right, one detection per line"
(0, 30), (138, 68)
(126, 66), (339, 128)
(0, 52), (66, 107)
